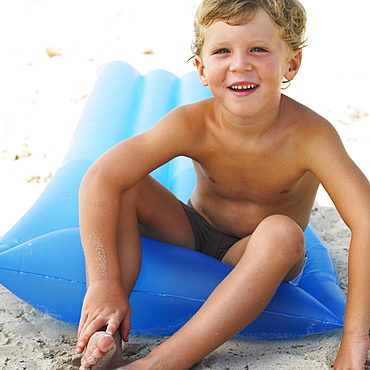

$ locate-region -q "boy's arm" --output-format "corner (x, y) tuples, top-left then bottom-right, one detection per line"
(304, 120), (370, 368)
(76, 106), (195, 351)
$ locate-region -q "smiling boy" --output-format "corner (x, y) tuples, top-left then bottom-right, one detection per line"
(76, 1), (370, 369)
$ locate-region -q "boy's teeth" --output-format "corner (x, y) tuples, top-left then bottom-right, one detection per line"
(231, 84), (256, 90)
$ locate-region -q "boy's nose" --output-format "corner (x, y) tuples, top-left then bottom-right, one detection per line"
(229, 53), (252, 73)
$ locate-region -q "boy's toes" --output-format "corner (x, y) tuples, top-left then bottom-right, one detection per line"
(80, 332), (116, 369)
(95, 333), (116, 352)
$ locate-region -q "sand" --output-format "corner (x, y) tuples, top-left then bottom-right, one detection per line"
(0, 0), (369, 369)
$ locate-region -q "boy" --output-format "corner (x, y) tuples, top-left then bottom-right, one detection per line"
(76, 0), (370, 369)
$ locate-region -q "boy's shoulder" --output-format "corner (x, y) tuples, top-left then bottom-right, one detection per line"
(149, 98), (213, 146)
(169, 98), (214, 131)
(177, 97), (214, 117)
(282, 94), (334, 134)
(281, 95), (344, 158)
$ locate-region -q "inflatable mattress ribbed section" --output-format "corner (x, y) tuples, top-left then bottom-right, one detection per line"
(0, 62), (210, 251)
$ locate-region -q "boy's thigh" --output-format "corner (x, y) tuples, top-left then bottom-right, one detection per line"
(222, 215), (305, 279)
(124, 175), (195, 250)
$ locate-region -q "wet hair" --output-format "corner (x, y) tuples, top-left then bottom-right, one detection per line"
(191, 0), (307, 60)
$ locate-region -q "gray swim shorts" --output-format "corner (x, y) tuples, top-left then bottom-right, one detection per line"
(180, 200), (306, 285)
(180, 200), (243, 261)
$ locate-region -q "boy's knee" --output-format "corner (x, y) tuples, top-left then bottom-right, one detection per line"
(259, 215), (304, 261)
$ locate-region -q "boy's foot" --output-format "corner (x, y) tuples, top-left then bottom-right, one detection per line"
(79, 331), (125, 370)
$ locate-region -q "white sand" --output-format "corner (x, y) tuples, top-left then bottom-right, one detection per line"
(0, 0), (369, 368)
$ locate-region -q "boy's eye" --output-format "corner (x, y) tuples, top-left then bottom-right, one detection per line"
(214, 48), (230, 54)
(251, 47), (267, 52)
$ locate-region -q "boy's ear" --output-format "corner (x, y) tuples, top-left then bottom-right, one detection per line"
(285, 49), (302, 81)
(195, 56), (209, 86)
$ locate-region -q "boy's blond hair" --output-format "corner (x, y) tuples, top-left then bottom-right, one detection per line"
(191, 0), (307, 59)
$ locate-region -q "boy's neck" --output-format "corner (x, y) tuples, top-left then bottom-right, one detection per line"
(213, 94), (285, 139)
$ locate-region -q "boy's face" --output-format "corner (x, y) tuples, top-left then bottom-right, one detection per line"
(195, 9), (302, 120)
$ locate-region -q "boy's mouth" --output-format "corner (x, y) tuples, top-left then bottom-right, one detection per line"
(229, 84), (258, 91)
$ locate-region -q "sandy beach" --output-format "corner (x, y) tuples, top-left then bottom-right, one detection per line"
(0, 0), (369, 368)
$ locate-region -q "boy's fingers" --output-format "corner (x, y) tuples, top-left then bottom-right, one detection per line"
(120, 311), (132, 342)
(77, 317), (109, 350)
(106, 318), (120, 336)
(75, 317), (123, 354)
(77, 312), (88, 339)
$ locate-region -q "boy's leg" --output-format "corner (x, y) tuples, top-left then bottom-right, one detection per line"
(79, 175), (195, 369)
(117, 174), (196, 295)
(121, 215), (305, 370)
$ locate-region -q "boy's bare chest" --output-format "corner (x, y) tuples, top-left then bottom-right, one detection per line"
(193, 139), (307, 201)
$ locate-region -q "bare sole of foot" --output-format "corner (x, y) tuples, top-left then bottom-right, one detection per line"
(79, 331), (121, 370)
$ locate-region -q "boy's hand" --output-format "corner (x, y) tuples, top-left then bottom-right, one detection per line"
(76, 281), (131, 354)
(334, 332), (370, 369)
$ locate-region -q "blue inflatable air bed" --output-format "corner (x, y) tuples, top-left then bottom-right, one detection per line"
(0, 61), (346, 340)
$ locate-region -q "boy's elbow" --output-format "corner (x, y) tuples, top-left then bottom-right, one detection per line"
(79, 164), (97, 199)
(79, 160), (112, 197)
